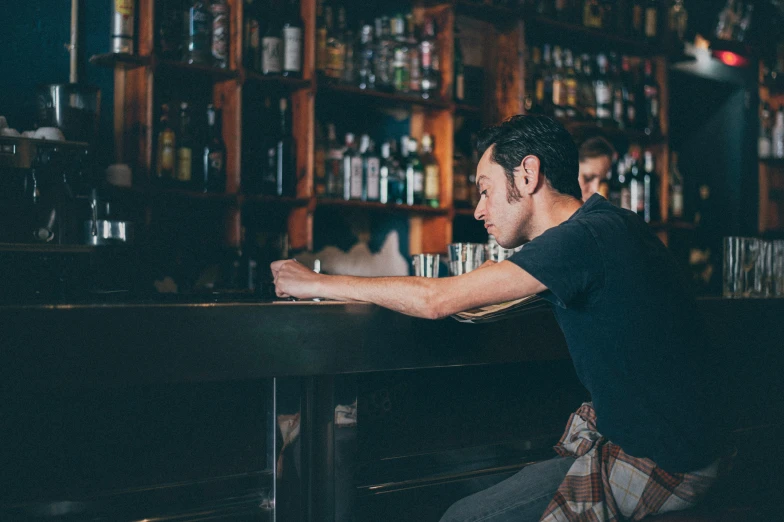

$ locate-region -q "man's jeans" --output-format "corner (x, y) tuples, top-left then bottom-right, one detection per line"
(439, 457), (573, 522)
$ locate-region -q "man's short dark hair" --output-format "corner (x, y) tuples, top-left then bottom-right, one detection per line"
(578, 135), (616, 162)
(476, 115), (581, 201)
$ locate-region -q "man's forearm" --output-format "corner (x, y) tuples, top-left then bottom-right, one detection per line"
(317, 275), (447, 319)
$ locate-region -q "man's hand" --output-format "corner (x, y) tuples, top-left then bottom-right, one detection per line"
(271, 259), (323, 299)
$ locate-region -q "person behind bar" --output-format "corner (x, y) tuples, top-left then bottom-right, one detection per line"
(271, 115), (721, 522)
(577, 134), (615, 202)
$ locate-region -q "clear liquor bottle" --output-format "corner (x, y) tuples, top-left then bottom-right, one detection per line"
(420, 18), (439, 100)
(357, 24), (375, 90)
(281, 0), (303, 77)
(185, 0), (212, 65)
(211, 0), (230, 68)
(362, 136), (380, 202)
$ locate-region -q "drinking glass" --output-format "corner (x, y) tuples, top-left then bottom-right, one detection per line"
(722, 236), (743, 298)
(774, 240), (784, 297)
(412, 254), (440, 278)
(754, 240), (774, 297)
(447, 243), (486, 275)
(740, 238), (760, 297)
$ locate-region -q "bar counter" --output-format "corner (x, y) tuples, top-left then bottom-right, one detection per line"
(4, 296), (780, 387)
(2, 297), (783, 521)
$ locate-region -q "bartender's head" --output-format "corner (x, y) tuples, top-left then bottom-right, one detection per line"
(577, 135), (615, 202)
(473, 115), (579, 247)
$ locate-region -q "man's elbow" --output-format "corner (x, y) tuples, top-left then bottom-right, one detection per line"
(422, 286), (451, 320)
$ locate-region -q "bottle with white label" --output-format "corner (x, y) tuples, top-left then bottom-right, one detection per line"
(362, 136), (381, 202)
(421, 134), (440, 208)
(341, 133), (357, 200)
(281, 0), (303, 77)
(405, 137), (424, 205)
(379, 142), (391, 204)
(262, 6), (283, 75)
(773, 107), (784, 159)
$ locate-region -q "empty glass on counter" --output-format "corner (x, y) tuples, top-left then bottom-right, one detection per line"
(723, 236), (784, 298)
(412, 253), (440, 277)
(447, 242), (486, 275)
(486, 235), (523, 262)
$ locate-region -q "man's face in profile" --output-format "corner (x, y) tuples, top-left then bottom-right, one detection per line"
(578, 155), (613, 202)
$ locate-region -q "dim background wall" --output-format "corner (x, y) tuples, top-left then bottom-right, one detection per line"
(1, 1), (115, 167)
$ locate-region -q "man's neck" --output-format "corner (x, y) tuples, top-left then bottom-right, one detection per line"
(528, 193), (583, 240)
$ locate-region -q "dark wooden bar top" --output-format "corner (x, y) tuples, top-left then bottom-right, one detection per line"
(2, 297), (782, 390)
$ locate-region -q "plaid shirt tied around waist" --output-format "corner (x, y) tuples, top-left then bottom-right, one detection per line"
(540, 403), (720, 522)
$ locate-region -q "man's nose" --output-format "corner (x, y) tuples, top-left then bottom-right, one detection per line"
(474, 197), (485, 221)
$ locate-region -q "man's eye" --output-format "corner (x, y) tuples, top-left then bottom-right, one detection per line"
(480, 189), (488, 198)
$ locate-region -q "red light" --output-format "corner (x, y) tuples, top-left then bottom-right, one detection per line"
(713, 50), (749, 68)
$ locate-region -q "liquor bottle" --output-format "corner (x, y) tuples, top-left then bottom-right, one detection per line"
(420, 18), (439, 100)
(759, 102), (772, 159)
(735, 3), (754, 43)
(551, 46), (565, 119)
(282, 0), (303, 77)
(621, 56), (637, 129)
(156, 104), (176, 181)
(579, 53), (596, 120)
(714, 0), (734, 41)
(201, 104), (226, 192)
(631, 0), (645, 39)
(407, 16), (421, 94)
(389, 138), (407, 204)
(357, 24), (376, 90)
(315, 0), (327, 76)
(644, 0), (658, 43)
(406, 137), (424, 205)
(669, 151), (684, 219)
(176, 102), (193, 183)
(342, 134), (362, 200)
(314, 122), (327, 197)
(244, 0), (260, 70)
(391, 16), (409, 93)
(526, 45), (541, 113)
(773, 107), (784, 159)
(324, 4), (345, 82)
(275, 98), (296, 196)
(379, 142), (391, 204)
(642, 150), (658, 223)
(211, 0), (229, 68)
(642, 59), (660, 136)
(325, 123), (343, 198)
(583, 0), (603, 29)
(262, 4), (283, 75)
(452, 146), (471, 207)
(610, 53), (625, 128)
(421, 134), (440, 208)
(185, 0), (212, 65)
(454, 31), (465, 102)
(668, 0), (688, 42)
(563, 49), (579, 119)
(608, 158), (622, 207)
(618, 156), (631, 210)
(629, 150), (644, 216)
(541, 44), (554, 115)
(159, 0), (183, 60)
(261, 97), (279, 195)
(362, 136), (381, 202)
(374, 17), (394, 92)
(595, 54), (612, 124)
(342, 27), (355, 85)
(111, 0), (135, 54)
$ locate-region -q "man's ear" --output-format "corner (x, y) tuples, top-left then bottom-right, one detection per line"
(519, 155), (541, 195)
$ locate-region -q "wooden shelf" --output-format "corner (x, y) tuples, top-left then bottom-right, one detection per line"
(316, 81), (452, 111)
(0, 243), (96, 254)
(147, 187), (239, 203)
(649, 220), (697, 232)
(244, 70), (312, 91)
(562, 119), (667, 145)
(89, 53), (151, 69)
(452, 0), (520, 27)
(316, 198), (449, 216)
(454, 207), (477, 217)
(524, 14), (657, 56)
(454, 103), (483, 116)
(240, 194), (311, 208)
(156, 59), (239, 81)
(759, 157), (784, 167)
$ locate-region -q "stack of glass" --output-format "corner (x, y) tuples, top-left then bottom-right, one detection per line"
(723, 237), (784, 298)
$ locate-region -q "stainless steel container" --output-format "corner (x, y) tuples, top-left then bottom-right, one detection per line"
(84, 219), (134, 245)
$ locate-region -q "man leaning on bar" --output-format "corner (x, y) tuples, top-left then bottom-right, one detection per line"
(271, 115), (722, 522)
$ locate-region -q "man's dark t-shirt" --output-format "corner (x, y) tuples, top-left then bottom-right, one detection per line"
(508, 194), (719, 473)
